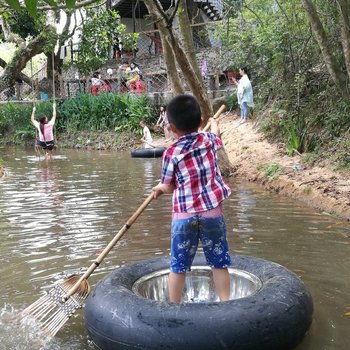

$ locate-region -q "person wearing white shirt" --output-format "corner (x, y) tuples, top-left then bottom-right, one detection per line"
(233, 67), (254, 124)
(140, 120), (153, 148)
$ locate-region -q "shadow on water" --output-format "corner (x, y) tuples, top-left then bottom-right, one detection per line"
(0, 147), (349, 349)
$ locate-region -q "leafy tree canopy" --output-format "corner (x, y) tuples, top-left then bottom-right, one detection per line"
(1, 9), (45, 41)
(76, 9), (138, 75)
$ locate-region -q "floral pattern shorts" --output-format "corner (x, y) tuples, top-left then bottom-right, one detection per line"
(170, 215), (231, 273)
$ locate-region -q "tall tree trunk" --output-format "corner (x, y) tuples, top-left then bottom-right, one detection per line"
(177, 0), (203, 85)
(302, 0), (350, 101)
(144, 0), (231, 175)
(0, 58), (32, 86)
(157, 26), (185, 94)
(144, 0), (213, 122)
(336, 0), (350, 81)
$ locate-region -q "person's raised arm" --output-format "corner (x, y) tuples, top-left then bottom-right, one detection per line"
(156, 114), (162, 126)
(51, 102), (57, 124)
(232, 77), (239, 86)
(30, 105), (36, 125)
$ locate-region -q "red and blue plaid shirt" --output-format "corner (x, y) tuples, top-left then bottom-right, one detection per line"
(161, 131), (231, 213)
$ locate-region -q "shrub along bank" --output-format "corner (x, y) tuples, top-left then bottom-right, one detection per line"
(0, 93), (158, 150)
(0, 89), (349, 172)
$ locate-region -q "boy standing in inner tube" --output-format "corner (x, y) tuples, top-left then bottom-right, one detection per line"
(152, 95), (231, 303)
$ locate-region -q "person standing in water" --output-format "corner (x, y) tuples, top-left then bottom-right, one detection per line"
(31, 102), (56, 159)
(140, 120), (153, 149)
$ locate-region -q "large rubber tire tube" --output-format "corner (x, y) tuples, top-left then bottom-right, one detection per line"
(84, 255), (313, 350)
(130, 147), (166, 158)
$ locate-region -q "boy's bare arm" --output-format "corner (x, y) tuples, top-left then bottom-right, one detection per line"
(152, 183), (175, 199)
(209, 118), (220, 136)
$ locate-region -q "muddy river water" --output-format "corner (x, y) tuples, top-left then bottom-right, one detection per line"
(0, 147), (349, 349)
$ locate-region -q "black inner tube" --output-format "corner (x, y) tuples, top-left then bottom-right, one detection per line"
(84, 255), (313, 350)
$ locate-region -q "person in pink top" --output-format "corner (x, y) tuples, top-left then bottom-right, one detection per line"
(152, 95), (232, 303)
(31, 102), (57, 159)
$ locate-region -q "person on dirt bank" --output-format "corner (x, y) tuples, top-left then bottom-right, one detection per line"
(232, 66), (254, 124)
(31, 103), (56, 160)
(156, 105), (172, 141)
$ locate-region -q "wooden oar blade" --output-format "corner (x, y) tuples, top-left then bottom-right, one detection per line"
(18, 275), (90, 337)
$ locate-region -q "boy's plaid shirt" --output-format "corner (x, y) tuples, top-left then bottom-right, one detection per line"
(161, 131), (231, 213)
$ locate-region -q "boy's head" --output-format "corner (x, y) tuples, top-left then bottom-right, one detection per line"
(167, 95), (201, 133)
(140, 120), (146, 127)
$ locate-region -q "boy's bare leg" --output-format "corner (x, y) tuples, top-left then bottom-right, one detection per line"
(212, 268), (230, 301)
(168, 271), (186, 303)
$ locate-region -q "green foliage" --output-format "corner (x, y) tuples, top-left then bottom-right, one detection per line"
(3, 9), (45, 39)
(0, 103), (34, 142)
(0, 102), (59, 143)
(225, 93), (238, 111)
(217, 0), (322, 122)
(0, 94), (157, 145)
(302, 153), (317, 166)
(59, 93), (157, 133)
(286, 126), (300, 156)
(328, 135), (350, 170)
(24, 0), (38, 18)
(257, 163), (284, 181)
(5, 0), (73, 14)
(76, 9), (138, 75)
(5, 0), (21, 12)
(122, 33), (140, 52)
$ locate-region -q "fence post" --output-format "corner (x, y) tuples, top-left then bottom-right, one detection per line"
(15, 82), (21, 100)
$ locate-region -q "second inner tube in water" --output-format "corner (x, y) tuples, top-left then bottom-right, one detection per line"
(130, 147), (166, 158)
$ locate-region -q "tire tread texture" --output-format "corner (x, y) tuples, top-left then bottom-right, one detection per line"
(84, 254), (313, 350)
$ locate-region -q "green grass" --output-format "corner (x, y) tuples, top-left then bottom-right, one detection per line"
(257, 163), (284, 180)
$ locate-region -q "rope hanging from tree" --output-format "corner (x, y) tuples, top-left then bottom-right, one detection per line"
(31, 50), (58, 155)
(31, 58), (42, 155)
(51, 50), (58, 149)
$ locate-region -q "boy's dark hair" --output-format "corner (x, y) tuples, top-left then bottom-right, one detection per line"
(167, 95), (201, 132)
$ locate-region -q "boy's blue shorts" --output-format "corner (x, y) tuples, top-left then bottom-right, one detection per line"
(170, 215), (231, 273)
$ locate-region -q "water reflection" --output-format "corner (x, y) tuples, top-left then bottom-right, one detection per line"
(0, 147), (349, 350)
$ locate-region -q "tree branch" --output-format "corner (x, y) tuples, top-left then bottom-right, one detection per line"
(302, 0), (350, 101)
(167, 0), (181, 27)
(2, 0), (102, 11)
(152, 0), (180, 27)
(0, 14), (24, 45)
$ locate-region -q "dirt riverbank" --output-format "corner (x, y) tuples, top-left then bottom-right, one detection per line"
(154, 112), (350, 221)
(219, 112), (350, 221)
